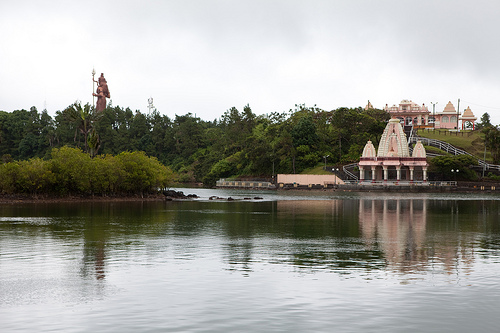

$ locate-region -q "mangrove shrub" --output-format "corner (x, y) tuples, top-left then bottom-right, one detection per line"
(0, 147), (173, 196)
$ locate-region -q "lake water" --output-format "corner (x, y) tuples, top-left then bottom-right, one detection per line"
(1, 188), (500, 332)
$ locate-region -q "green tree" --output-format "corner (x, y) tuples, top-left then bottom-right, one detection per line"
(62, 101), (103, 155)
(50, 146), (92, 194)
(0, 161), (21, 194)
(476, 112), (492, 130)
(203, 157), (237, 187)
(39, 109), (57, 156)
(18, 133), (39, 160)
(116, 151), (172, 196)
(291, 114), (318, 147)
(17, 158), (55, 196)
(483, 125), (500, 163)
(0, 109), (32, 159)
(429, 155), (478, 180)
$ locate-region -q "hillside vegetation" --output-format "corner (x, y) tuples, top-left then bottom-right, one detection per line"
(0, 104), (390, 187)
(2, 103), (497, 188)
(417, 129), (491, 162)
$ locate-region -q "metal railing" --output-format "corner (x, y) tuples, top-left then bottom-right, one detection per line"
(407, 125), (415, 144)
(342, 163), (359, 181)
(409, 136), (500, 171)
(345, 180), (457, 186)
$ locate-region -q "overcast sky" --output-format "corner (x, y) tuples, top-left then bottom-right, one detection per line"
(1, 0), (500, 124)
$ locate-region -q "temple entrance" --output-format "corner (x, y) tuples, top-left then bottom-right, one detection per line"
(360, 166), (426, 182)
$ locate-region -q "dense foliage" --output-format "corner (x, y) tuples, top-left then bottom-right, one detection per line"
(0, 147), (172, 196)
(0, 103), (389, 187)
(428, 154), (479, 181)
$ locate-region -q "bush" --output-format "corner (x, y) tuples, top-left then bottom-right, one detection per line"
(0, 146), (173, 197)
(429, 155), (479, 181)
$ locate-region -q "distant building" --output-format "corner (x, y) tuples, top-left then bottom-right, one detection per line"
(367, 99), (478, 130)
(383, 99), (430, 127)
(359, 119), (428, 182)
(433, 101), (459, 129)
(460, 106), (478, 130)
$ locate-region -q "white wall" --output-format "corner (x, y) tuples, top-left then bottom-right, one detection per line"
(277, 174), (344, 185)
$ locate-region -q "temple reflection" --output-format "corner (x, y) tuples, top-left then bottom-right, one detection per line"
(359, 198), (475, 274)
(359, 199), (427, 268)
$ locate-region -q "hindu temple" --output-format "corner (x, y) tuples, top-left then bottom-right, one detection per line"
(359, 119), (428, 183)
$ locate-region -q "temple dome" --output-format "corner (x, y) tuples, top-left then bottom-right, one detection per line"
(442, 101), (457, 114)
(461, 106), (477, 120)
(377, 119), (410, 158)
(361, 140), (377, 158)
(412, 140), (427, 158)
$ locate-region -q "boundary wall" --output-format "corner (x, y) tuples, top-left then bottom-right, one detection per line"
(277, 174), (344, 186)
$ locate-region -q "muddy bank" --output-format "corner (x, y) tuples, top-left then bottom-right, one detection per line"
(0, 190), (199, 204)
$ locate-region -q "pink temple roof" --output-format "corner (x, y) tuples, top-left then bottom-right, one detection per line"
(460, 106), (477, 120)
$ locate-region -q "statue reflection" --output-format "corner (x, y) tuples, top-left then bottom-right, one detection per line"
(81, 240), (106, 280)
(94, 242), (106, 280)
(81, 218), (108, 281)
(359, 199), (427, 271)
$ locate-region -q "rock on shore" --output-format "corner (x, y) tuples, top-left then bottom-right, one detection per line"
(162, 190), (199, 200)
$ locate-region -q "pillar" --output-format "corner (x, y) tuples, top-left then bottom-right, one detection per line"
(396, 166), (401, 182)
(371, 166), (376, 183)
(409, 167), (414, 182)
(423, 167), (428, 182)
(359, 166), (365, 181)
(383, 166), (388, 181)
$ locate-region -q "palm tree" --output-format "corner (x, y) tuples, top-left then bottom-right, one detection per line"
(64, 101), (103, 155)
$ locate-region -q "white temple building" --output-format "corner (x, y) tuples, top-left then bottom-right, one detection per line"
(358, 119), (428, 183)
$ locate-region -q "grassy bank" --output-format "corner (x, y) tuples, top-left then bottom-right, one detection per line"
(417, 129), (490, 161)
(300, 165), (335, 175)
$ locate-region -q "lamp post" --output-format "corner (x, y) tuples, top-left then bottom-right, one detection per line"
(430, 102), (437, 129)
(483, 145), (486, 179)
(323, 155), (329, 170)
(451, 169), (459, 182)
(333, 167), (339, 185)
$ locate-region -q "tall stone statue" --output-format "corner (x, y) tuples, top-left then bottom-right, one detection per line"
(93, 73), (110, 112)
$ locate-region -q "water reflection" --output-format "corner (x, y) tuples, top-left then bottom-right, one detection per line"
(82, 234), (107, 281)
(2, 198), (500, 303)
(3, 198), (500, 333)
(358, 198), (481, 276)
(274, 200), (381, 273)
(359, 199), (427, 269)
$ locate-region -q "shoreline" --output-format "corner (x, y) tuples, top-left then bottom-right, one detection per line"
(277, 183), (500, 193)
(1, 182), (500, 204)
(0, 190), (200, 204)
(0, 194), (170, 204)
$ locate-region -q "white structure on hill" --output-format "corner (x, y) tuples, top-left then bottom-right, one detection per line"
(358, 119), (428, 182)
